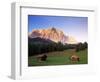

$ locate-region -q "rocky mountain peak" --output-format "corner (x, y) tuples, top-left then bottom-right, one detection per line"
(29, 27), (78, 44)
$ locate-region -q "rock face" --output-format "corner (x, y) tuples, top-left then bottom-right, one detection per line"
(28, 27), (78, 44)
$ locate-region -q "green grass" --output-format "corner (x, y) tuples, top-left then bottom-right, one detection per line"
(28, 49), (88, 66)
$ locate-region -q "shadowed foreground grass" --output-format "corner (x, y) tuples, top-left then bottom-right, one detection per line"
(28, 49), (88, 66)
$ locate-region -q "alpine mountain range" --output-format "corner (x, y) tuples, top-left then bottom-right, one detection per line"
(28, 27), (78, 44)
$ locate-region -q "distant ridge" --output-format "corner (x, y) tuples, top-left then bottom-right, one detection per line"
(28, 27), (78, 44)
(29, 37), (56, 44)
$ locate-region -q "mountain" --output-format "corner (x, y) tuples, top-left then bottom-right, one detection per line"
(28, 27), (78, 44)
(29, 37), (56, 44)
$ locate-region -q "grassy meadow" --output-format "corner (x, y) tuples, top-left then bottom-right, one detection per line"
(28, 49), (88, 66)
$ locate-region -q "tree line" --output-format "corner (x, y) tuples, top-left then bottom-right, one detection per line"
(28, 41), (88, 56)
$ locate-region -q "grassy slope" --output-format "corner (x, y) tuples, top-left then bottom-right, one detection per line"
(28, 49), (88, 66)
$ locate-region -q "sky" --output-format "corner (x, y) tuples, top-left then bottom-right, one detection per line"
(28, 15), (88, 43)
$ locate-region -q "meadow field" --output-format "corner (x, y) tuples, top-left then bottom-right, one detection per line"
(28, 49), (88, 66)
